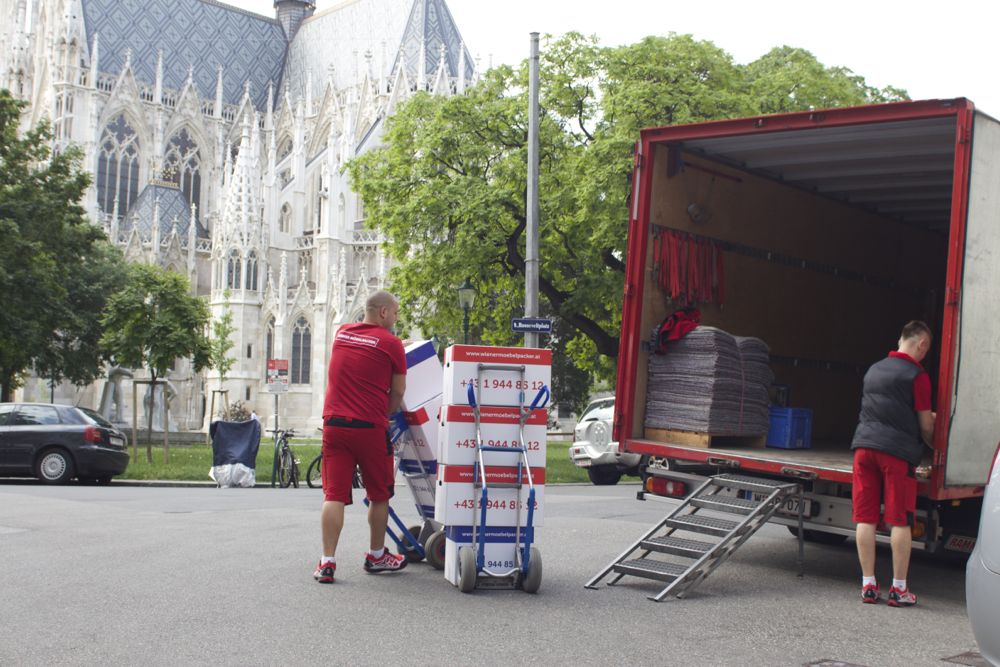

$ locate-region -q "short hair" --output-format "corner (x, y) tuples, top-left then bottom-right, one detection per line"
(365, 290), (398, 311)
(901, 320), (932, 342)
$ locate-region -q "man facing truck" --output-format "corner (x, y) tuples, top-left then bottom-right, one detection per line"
(852, 320), (935, 607)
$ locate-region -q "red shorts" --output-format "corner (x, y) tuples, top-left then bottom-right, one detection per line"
(852, 448), (916, 527)
(321, 423), (394, 504)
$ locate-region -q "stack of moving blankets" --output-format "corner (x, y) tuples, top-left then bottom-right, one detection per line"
(645, 327), (773, 435)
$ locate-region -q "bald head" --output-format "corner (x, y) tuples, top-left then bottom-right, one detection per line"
(364, 290), (400, 329)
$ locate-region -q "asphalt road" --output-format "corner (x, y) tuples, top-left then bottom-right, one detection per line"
(0, 480), (982, 666)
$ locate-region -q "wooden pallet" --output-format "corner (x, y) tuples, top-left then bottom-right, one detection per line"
(643, 427), (767, 449)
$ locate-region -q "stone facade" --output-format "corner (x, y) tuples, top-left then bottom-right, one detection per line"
(1, 0), (474, 431)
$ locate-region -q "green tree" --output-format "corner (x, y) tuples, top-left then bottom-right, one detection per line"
(208, 290), (236, 387)
(348, 33), (907, 405)
(0, 89), (125, 401)
(100, 263), (212, 441)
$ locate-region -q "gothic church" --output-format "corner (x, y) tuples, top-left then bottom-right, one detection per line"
(0, 0), (475, 430)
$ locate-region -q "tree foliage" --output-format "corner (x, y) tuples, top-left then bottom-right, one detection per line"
(208, 290), (236, 386)
(0, 89), (127, 401)
(100, 262), (212, 388)
(348, 33), (907, 408)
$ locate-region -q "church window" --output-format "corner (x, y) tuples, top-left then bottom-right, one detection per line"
(279, 203), (291, 234)
(291, 317), (311, 384)
(265, 318), (275, 364)
(96, 114), (140, 217)
(354, 197), (365, 230)
(163, 128), (202, 213)
(246, 251), (259, 291)
(226, 249), (241, 289)
(338, 194), (346, 232)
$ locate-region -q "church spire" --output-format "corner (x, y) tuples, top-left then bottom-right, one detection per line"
(273, 0), (315, 40)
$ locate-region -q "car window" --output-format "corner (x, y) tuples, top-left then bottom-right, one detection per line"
(12, 405), (62, 426)
(77, 407), (114, 428)
(580, 401), (615, 422)
(0, 404), (14, 426)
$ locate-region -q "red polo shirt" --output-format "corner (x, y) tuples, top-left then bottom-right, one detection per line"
(888, 351), (933, 412)
(322, 323), (406, 427)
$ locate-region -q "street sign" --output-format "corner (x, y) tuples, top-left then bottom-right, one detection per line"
(266, 359), (289, 393)
(511, 317), (553, 334)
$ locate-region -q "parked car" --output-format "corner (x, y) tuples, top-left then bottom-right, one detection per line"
(967, 443), (1000, 665)
(568, 397), (642, 485)
(0, 403), (129, 484)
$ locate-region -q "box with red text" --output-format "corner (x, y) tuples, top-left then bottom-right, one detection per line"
(434, 464), (545, 527)
(443, 345), (551, 408)
(438, 404), (547, 467)
(443, 525), (534, 586)
(402, 340), (443, 409)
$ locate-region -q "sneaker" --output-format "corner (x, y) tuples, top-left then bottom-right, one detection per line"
(861, 583), (881, 604)
(364, 550), (407, 573)
(313, 560), (336, 584)
(888, 586), (917, 607)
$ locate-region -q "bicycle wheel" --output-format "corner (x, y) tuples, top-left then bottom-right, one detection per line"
(306, 455), (323, 489)
(278, 446), (295, 488)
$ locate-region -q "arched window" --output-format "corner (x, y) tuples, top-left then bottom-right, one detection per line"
(96, 114), (140, 216)
(163, 128), (201, 212)
(265, 317), (275, 367)
(246, 251), (259, 291)
(279, 203), (291, 234)
(226, 249), (241, 289)
(291, 317), (311, 384)
(338, 193), (346, 232)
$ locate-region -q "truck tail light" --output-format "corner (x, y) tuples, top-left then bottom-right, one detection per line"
(83, 426), (103, 444)
(646, 477), (686, 498)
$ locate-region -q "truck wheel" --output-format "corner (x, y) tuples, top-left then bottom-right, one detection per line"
(424, 529), (446, 570)
(588, 465), (622, 486)
(787, 526), (848, 545)
(521, 547), (542, 594)
(458, 546), (477, 593)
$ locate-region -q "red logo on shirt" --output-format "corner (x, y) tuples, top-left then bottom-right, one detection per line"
(338, 331), (379, 348)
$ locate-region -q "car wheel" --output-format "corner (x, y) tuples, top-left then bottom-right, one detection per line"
(587, 465), (622, 486)
(37, 448), (75, 485)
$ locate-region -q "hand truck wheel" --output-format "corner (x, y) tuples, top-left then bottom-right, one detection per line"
(403, 524), (425, 563)
(424, 529), (446, 570)
(458, 546), (477, 593)
(521, 546), (542, 594)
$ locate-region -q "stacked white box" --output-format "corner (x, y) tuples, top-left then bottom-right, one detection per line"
(438, 404), (547, 468)
(434, 464), (545, 526)
(443, 526), (534, 586)
(443, 345), (552, 407)
(395, 340), (443, 521)
(439, 344), (551, 586)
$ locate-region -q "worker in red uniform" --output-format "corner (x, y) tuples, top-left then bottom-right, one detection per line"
(851, 320), (935, 606)
(313, 291), (407, 583)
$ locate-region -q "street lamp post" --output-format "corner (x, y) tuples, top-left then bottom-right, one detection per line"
(457, 279), (476, 344)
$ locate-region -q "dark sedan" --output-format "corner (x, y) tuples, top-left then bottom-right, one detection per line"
(0, 403), (129, 484)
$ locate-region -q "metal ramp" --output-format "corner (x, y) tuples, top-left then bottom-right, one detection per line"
(585, 473), (803, 602)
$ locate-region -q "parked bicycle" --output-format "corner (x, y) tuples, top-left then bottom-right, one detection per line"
(271, 428), (299, 488)
(306, 453), (322, 489)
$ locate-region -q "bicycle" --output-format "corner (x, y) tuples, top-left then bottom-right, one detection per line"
(306, 453), (322, 488)
(271, 428), (299, 488)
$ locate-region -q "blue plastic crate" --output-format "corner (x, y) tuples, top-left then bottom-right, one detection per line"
(766, 407), (813, 449)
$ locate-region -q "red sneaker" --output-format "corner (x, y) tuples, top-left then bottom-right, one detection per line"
(861, 583), (881, 604)
(313, 560), (336, 584)
(888, 586), (917, 607)
(364, 550), (407, 573)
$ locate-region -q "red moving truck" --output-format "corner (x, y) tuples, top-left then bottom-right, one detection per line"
(617, 98), (1000, 552)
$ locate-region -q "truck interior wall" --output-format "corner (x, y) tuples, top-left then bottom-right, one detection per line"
(634, 145), (948, 444)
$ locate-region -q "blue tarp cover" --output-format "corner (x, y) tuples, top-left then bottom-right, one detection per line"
(210, 419), (261, 469)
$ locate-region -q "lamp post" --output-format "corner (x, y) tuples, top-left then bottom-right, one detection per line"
(457, 279), (476, 344)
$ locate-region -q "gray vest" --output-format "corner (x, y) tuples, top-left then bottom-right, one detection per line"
(851, 356), (925, 466)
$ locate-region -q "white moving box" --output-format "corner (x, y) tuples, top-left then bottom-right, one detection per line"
(443, 345), (552, 407)
(443, 525), (534, 586)
(398, 394), (441, 465)
(400, 469), (436, 520)
(434, 463), (545, 527)
(439, 404), (547, 467)
(403, 340), (443, 409)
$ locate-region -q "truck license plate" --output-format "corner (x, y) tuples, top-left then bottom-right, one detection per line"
(743, 491), (813, 518)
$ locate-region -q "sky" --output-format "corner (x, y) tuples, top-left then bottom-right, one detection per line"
(231, 0), (1000, 116)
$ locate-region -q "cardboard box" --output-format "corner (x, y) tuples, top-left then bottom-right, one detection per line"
(438, 404), (547, 467)
(434, 464), (545, 527)
(396, 468), (435, 520)
(398, 394), (442, 464)
(402, 340), (443, 410)
(443, 525), (534, 586)
(443, 345), (552, 407)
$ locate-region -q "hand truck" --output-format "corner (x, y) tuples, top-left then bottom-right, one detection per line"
(456, 363), (549, 593)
